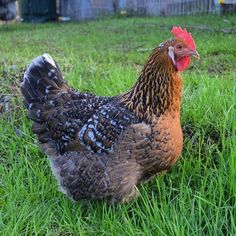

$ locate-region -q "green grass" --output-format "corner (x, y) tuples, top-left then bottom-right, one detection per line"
(0, 14), (236, 235)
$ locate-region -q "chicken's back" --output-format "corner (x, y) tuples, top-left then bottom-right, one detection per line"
(21, 54), (140, 156)
(20, 54), (109, 155)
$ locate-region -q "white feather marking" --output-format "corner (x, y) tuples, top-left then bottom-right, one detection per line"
(43, 53), (56, 68)
(88, 130), (95, 142)
(78, 125), (87, 140)
(168, 46), (176, 65)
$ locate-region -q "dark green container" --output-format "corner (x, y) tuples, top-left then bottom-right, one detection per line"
(19, 0), (56, 22)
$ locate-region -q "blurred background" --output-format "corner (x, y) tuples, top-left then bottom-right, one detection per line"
(0, 0), (236, 23)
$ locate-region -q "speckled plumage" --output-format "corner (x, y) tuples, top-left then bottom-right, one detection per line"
(21, 29), (199, 203)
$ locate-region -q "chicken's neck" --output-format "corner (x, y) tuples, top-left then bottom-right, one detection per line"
(120, 49), (183, 123)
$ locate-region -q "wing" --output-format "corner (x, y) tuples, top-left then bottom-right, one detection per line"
(78, 102), (139, 153)
(21, 54), (116, 156)
(32, 90), (109, 155)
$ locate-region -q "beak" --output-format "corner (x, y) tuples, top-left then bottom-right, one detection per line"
(189, 50), (200, 60)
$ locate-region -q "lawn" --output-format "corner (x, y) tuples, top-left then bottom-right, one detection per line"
(0, 14), (236, 235)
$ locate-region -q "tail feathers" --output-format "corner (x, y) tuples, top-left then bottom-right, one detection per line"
(21, 53), (68, 109)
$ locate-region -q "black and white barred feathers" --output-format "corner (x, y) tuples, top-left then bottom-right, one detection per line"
(21, 54), (139, 155)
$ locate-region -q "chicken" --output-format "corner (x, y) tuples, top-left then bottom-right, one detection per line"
(20, 26), (199, 203)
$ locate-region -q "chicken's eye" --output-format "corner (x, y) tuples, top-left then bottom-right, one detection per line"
(177, 45), (183, 49)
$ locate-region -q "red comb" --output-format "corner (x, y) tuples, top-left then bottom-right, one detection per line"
(171, 26), (196, 50)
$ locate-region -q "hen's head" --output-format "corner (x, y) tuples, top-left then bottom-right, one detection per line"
(162, 26), (199, 72)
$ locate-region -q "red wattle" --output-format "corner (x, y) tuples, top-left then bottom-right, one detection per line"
(176, 57), (191, 72)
